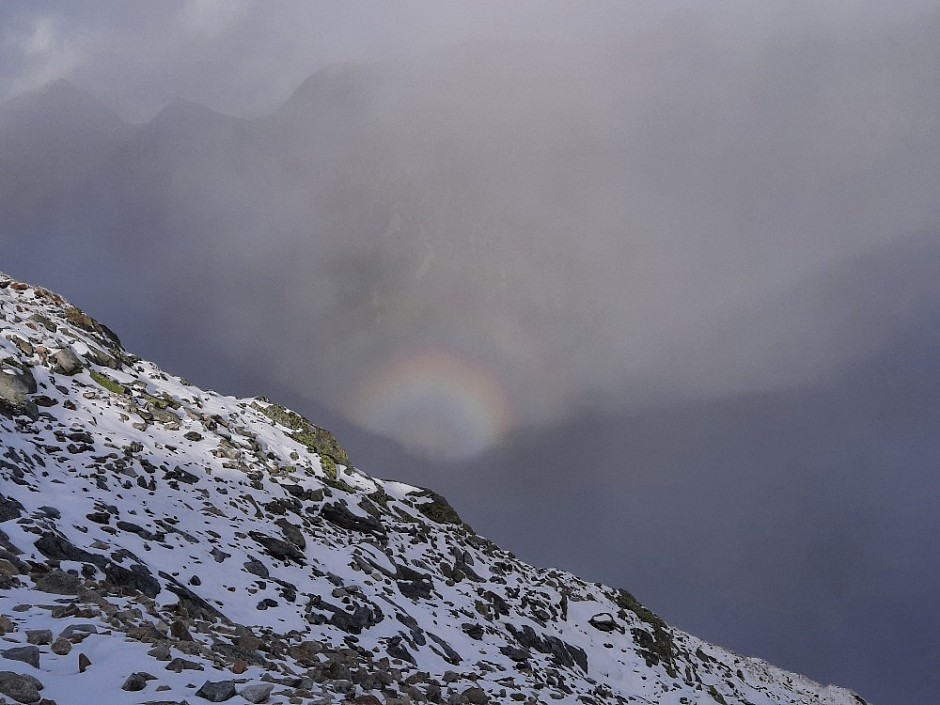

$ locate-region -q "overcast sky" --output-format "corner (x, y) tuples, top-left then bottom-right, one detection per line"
(1, 0), (936, 121)
(2, 3), (939, 705)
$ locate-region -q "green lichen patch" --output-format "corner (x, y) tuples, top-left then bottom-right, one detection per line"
(616, 589), (678, 678)
(412, 490), (463, 525)
(707, 685), (728, 705)
(90, 369), (127, 395)
(143, 391), (181, 410)
(630, 624), (678, 679)
(64, 306), (97, 332)
(251, 399), (350, 466)
(323, 476), (358, 494)
(615, 589), (667, 631)
(320, 454), (337, 480)
(368, 488), (391, 507)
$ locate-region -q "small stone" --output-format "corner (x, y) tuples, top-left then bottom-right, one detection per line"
(274, 519), (306, 550)
(243, 560), (268, 579)
(51, 348), (83, 375)
(461, 623), (484, 640)
(26, 630), (51, 646)
(0, 370), (33, 412)
(125, 622), (166, 644)
(165, 657), (204, 672)
(239, 683), (274, 704)
(2, 646), (40, 669)
(235, 635), (262, 652)
(230, 660), (247, 675)
(51, 639), (71, 656)
(195, 679), (236, 702)
(147, 643), (171, 661)
(58, 624), (98, 643)
(78, 652), (91, 673)
(351, 695), (382, 705)
(35, 569), (83, 596)
(289, 640), (322, 667)
(463, 686), (490, 704)
(171, 620), (193, 641)
(350, 695), (382, 705)
(588, 612), (618, 633)
(0, 616), (16, 635)
(11, 336), (34, 356)
(121, 672), (152, 691)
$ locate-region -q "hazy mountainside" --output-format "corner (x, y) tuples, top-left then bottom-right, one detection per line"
(0, 275), (870, 705)
(0, 79), (126, 224)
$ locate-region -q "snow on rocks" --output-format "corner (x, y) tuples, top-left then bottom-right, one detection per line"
(0, 272), (869, 705)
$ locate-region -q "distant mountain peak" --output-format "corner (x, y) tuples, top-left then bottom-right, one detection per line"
(274, 62), (375, 121)
(39, 76), (84, 94)
(146, 96), (235, 128)
(0, 271), (869, 705)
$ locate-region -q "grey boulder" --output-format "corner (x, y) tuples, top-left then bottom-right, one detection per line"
(1, 646), (40, 669)
(195, 679), (236, 702)
(0, 670), (43, 703)
(240, 683), (274, 703)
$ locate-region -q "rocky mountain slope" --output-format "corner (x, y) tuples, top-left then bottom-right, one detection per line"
(0, 272), (869, 704)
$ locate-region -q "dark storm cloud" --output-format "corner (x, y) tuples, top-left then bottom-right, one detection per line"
(2, 3), (940, 704)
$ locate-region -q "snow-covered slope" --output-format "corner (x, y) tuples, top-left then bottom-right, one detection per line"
(0, 272), (868, 705)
